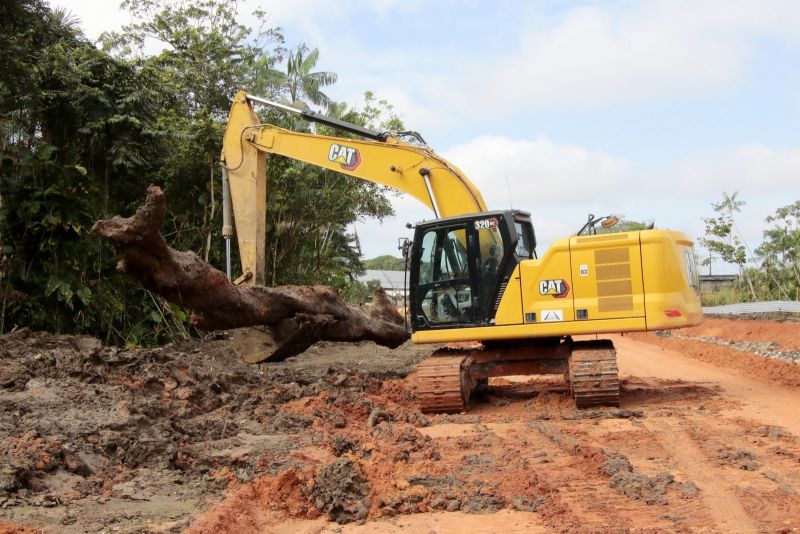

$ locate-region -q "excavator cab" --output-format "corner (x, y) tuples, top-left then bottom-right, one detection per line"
(409, 210), (535, 331)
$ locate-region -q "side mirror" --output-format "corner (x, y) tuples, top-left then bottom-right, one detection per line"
(601, 215), (619, 228)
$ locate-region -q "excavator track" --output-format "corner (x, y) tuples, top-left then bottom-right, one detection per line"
(413, 353), (474, 414)
(569, 340), (620, 408)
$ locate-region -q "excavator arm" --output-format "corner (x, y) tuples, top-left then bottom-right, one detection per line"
(220, 90), (487, 284)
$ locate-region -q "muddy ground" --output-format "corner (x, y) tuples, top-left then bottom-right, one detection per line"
(1, 316), (799, 533)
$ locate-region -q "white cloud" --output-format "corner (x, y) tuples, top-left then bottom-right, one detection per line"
(53, 0), (800, 133)
(667, 144), (800, 197)
(443, 135), (631, 208)
(665, 143), (800, 266)
(249, 0), (800, 131)
(453, 1), (800, 111)
(390, 2), (800, 123)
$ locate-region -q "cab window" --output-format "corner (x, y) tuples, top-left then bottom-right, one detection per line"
(438, 228), (468, 280)
(418, 230), (437, 285)
(514, 221), (535, 259)
(416, 227), (472, 326)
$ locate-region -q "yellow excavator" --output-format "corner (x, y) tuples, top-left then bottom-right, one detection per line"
(220, 91), (703, 413)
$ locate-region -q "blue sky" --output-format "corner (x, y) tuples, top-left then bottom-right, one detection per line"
(55, 0), (800, 273)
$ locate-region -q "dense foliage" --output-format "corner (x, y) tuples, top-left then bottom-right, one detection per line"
(0, 0), (396, 342)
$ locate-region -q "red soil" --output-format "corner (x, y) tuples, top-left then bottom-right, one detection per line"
(678, 317), (800, 350)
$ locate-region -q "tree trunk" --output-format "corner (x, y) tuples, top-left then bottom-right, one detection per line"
(740, 264), (758, 301)
(91, 185), (409, 362)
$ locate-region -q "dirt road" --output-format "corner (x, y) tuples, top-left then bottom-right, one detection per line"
(617, 334), (800, 435)
(231, 329), (800, 533)
(1, 317), (799, 533)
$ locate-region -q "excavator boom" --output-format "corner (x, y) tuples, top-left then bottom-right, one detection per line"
(221, 90), (486, 284)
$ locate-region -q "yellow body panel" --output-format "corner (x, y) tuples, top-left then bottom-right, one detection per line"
(640, 230), (703, 329)
(569, 232), (646, 320)
(493, 265), (523, 325)
(412, 229), (703, 344)
(518, 239), (575, 325)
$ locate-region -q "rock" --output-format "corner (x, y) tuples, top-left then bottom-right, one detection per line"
(331, 436), (356, 457)
(511, 495), (545, 512)
(429, 496), (445, 509)
(0, 465), (21, 493)
(310, 458), (370, 524)
(716, 449), (760, 471)
(367, 408), (392, 428)
(73, 337), (102, 356)
(463, 493), (505, 514)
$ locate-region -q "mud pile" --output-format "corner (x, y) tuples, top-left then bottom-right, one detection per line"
(0, 329), (429, 531)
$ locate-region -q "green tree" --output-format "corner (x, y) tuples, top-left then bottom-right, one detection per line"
(756, 200), (799, 299)
(102, 0), (283, 263)
(1, 0), (404, 343)
(700, 192), (756, 300)
(103, 0), (273, 115)
(339, 279), (381, 305)
(363, 255), (406, 271)
(0, 0), (184, 342)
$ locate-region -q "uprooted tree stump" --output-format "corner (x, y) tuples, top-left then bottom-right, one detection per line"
(91, 185), (409, 362)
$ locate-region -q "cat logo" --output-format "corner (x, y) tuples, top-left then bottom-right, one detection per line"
(328, 143), (361, 171)
(539, 279), (570, 298)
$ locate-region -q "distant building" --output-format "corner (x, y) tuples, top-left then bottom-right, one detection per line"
(699, 274), (739, 295)
(357, 269), (409, 305)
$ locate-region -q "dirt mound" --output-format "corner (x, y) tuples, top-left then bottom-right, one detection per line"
(183, 469), (315, 534)
(0, 329), (428, 531)
(676, 317), (800, 351)
(602, 452), (696, 504)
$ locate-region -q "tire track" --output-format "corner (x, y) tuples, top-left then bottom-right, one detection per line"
(645, 419), (758, 533)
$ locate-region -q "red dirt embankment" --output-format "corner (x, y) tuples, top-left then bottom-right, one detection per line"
(628, 316), (800, 388)
(678, 317), (800, 350)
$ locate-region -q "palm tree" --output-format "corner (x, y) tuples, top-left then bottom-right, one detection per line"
(256, 43), (337, 110)
(49, 7), (81, 33)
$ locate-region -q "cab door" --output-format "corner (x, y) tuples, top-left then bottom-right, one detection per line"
(412, 224), (476, 329)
